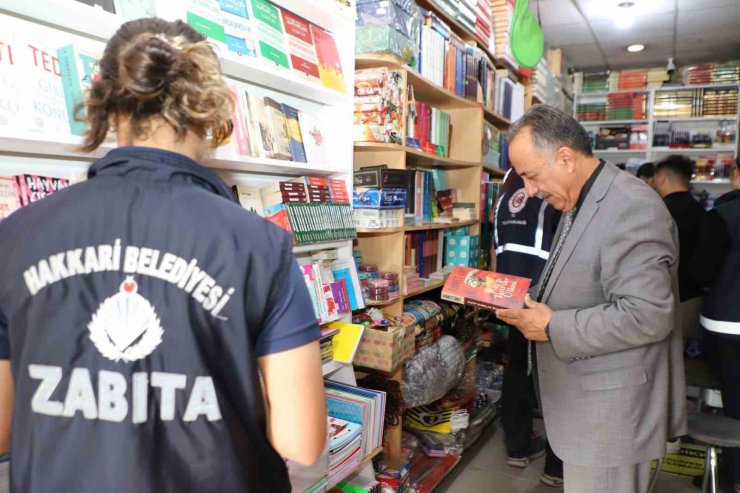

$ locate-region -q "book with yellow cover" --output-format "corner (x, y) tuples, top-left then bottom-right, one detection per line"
(326, 322), (365, 364)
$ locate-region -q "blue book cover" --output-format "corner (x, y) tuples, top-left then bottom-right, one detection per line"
(57, 44), (99, 136)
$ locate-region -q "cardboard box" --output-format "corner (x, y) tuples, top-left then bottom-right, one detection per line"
(354, 324), (415, 372)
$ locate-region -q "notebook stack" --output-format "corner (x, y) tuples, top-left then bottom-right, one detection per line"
(327, 417), (363, 488)
(606, 93), (647, 120)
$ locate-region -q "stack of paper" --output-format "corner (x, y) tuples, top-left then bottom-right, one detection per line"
(325, 382), (387, 458)
(328, 417), (363, 487)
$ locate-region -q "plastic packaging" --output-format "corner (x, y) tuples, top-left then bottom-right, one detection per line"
(356, 0), (421, 40)
(356, 25), (419, 66)
(403, 335), (464, 408)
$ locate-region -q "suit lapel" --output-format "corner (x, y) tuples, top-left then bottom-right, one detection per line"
(542, 162), (620, 303)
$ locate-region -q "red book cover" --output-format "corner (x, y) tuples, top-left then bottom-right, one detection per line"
(280, 9), (321, 84)
(309, 24), (346, 93)
(12, 174), (70, 207)
(263, 203), (295, 243)
(441, 266), (531, 310)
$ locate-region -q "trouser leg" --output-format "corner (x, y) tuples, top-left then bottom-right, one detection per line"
(713, 333), (740, 486)
(545, 439), (564, 476)
(502, 327), (533, 456)
(564, 461), (654, 493)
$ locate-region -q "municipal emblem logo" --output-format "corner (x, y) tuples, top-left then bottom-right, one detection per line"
(508, 188), (528, 214)
(88, 277), (163, 363)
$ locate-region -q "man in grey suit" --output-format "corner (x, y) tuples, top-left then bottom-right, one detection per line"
(498, 105), (687, 493)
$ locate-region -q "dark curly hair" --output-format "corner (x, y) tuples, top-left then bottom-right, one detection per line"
(79, 18), (233, 152)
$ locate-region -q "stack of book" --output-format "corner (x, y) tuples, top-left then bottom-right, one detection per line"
(405, 230), (443, 279)
(647, 67), (670, 89)
(578, 70), (610, 94)
(325, 381), (387, 458)
(428, 0), (476, 37)
(234, 177), (355, 245)
(475, 0), (493, 50)
(0, 175), (70, 222)
(300, 251), (365, 325)
(654, 88), (739, 119)
(703, 87), (739, 117)
(616, 70), (648, 91)
(684, 62), (740, 86)
(576, 102), (607, 121)
(606, 92), (647, 120)
(403, 265), (423, 294)
(327, 416), (363, 488)
(495, 73), (525, 121)
(491, 0), (516, 66)
(406, 101), (451, 157)
(321, 328), (339, 365)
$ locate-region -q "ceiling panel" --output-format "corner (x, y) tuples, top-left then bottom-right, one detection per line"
(559, 43), (605, 69)
(676, 32), (740, 51)
(600, 36), (674, 57)
(574, 0), (676, 22)
(677, 5), (740, 34)
(590, 13), (674, 42)
(535, 0), (585, 27)
(678, 0), (740, 10)
(542, 23), (594, 46)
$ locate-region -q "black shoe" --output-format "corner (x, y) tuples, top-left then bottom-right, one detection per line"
(508, 435), (546, 468)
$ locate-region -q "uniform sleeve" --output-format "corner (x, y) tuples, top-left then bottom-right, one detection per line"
(255, 258), (322, 357)
(690, 210), (731, 288)
(0, 307), (8, 360)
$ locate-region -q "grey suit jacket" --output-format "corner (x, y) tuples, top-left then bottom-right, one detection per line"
(536, 162), (687, 467)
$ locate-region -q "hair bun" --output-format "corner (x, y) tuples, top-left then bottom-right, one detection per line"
(118, 33), (178, 101)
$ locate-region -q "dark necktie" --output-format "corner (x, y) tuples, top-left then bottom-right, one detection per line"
(527, 208), (577, 375)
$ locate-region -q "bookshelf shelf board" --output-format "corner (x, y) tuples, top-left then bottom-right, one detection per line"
(293, 241), (351, 254)
(575, 89), (651, 98)
(483, 109), (512, 129)
(653, 116), (738, 123)
(692, 179), (732, 185)
(0, 0), (350, 107)
(356, 227), (405, 234)
(355, 54), (480, 110)
(493, 55), (522, 78)
(326, 446), (386, 491)
(322, 360), (347, 377)
(353, 143), (480, 169)
(654, 83), (740, 92)
(404, 279), (446, 298)
(652, 147), (737, 153)
(0, 133), (345, 176)
(404, 220), (479, 231)
(360, 447), (385, 466)
(578, 120), (649, 125)
(365, 298), (400, 307)
(483, 164), (506, 176)
(593, 149), (648, 154)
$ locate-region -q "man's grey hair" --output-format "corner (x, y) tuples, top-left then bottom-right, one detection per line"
(509, 104), (593, 157)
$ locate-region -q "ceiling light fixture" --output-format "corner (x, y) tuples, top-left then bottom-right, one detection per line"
(616, 1), (636, 29)
(627, 44), (645, 52)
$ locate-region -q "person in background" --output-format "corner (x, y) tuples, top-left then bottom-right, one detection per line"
(636, 162), (656, 189)
(0, 18), (326, 492)
(494, 169), (563, 487)
(691, 157), (740, 493)
(654, 155), (705, 341)
(497, 105), (686, 493)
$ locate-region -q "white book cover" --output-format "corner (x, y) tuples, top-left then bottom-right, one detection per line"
(0, 178), (19, 221)
(297, 111), (331, 165)
(233, 184), (264, 216)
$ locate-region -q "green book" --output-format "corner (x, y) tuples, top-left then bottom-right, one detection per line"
(57, 44), (99, 136)
(249, 0), (290, 70)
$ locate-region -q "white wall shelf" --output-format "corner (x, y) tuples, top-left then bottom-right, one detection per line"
(580, 120), (649, 125)
(652, 147), (737, 154)
(654, 117), (738, 123)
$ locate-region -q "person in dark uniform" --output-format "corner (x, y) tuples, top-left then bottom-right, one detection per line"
(494, 169), (563, 487)
(0, 19), (326, 492)
(654, 155), (705, 340)
(691, 157), (740, 492)
(636, 162), (655, 189)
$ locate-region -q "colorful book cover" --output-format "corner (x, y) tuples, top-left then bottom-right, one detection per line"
(248, 0), (290, 71)
(242, 90), (264, 157)
(441, 266), (531, 310)
(185, 0), (227, 45)
(0, 178), (19, 221)
(297, 111), (331, 165)
(279, 103), (307, 163)
(301, 263), (321, 320)
(12, 175), (70, 207)
(219, 0), (258, 58)
(225, 85), (250, 155)
(113, 0), (156, 18)
(57, 44), (100, 136)
(263, 97), (292, 160)
(309, 24), (346, 93)
(248, 94), (275, 157)
(232, 184), (264, 216)
(280, 9), (321, 84)
(263, 203), (294, 239)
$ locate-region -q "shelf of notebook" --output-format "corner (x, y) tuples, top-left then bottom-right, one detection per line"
(0, 132), (346, 176)
(404, 219), (478, 231)
(483, 164), (506, 176)
(652, 146), (737, 153)
(578, 120), (650, 125)
(0, 0), (351, 107)
(293, 241), (352, 254)
(653, 116), (738, 122)
(355, 54), (480, 111)
(404, 279), (446, 298)
(353, 142), (480, 169)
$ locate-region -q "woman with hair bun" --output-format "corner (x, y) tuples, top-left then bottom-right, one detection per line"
(0, 18), (326, 492)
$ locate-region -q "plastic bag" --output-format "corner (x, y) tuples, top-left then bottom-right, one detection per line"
(402, 335), (464, 408)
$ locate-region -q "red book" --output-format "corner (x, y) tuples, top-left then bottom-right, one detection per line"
(442, 266), (531, 310)
(281, 9), (321, 84)
(309, 25), (346, 93)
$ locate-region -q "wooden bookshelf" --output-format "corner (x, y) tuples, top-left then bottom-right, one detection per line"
(354, 142), (480, 169)
(404, 279), (446, 297)
(484, 108), (512, 129)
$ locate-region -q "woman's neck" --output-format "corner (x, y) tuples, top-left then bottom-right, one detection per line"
(115, 117), (206, 162)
